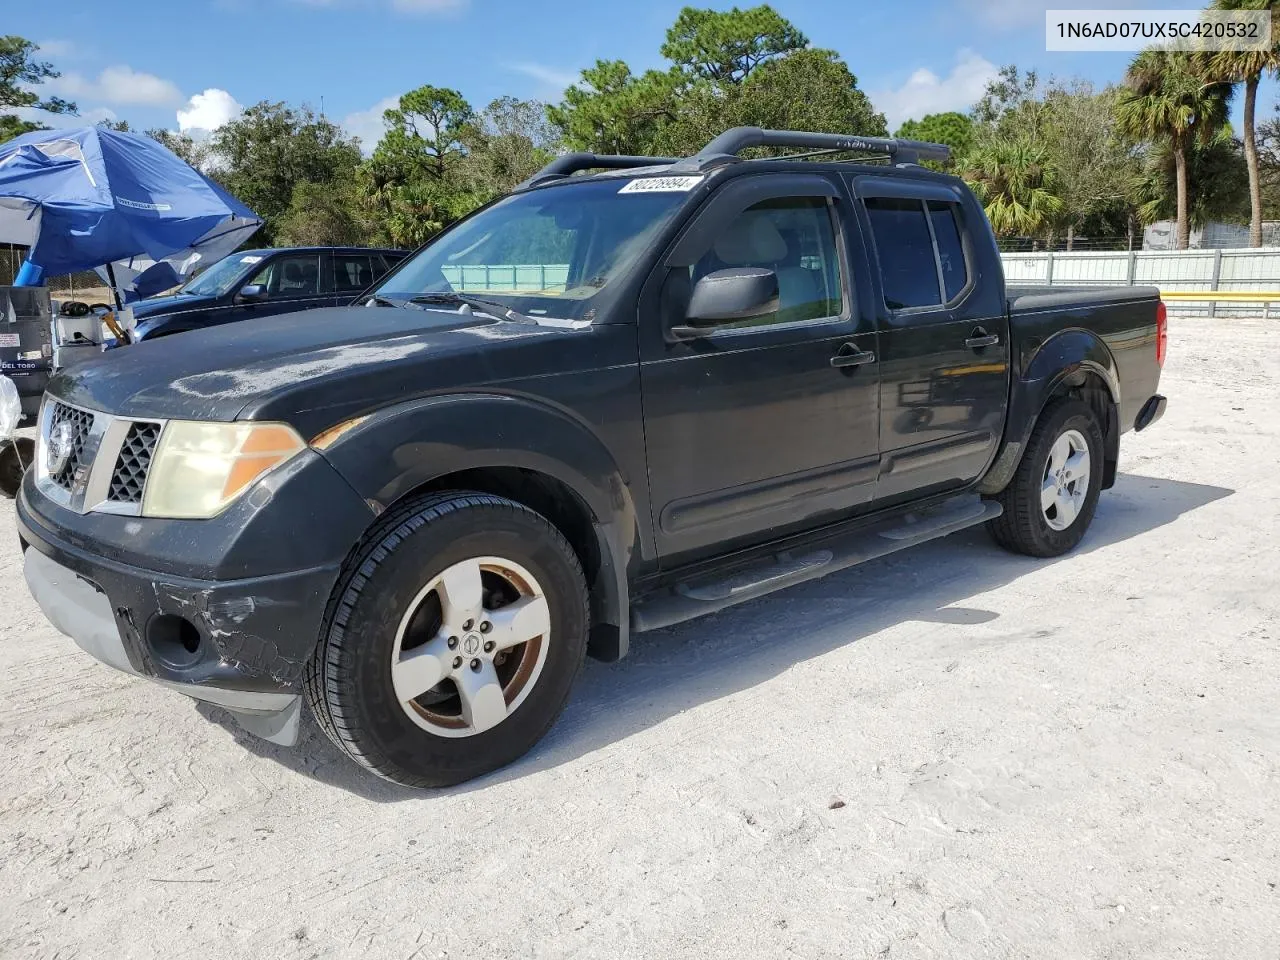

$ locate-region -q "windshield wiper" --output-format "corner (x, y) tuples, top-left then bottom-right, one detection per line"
(365, 294), (404, 308)
(408, 293), (534, 324)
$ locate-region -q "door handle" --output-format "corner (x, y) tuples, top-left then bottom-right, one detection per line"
(965, 329), (1000, 350)
(830, 344), (876, 369)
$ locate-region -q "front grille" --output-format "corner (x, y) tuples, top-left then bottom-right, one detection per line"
(47, 402), (94, 490)
(108, 422), (161, 503)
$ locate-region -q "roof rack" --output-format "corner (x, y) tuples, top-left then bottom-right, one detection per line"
(516, 127), (950, 191)
(678, 126), (950, 169)
(517, 153), (679, 189)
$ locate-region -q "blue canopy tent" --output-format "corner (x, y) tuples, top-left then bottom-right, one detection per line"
(0, 126), (261, 303)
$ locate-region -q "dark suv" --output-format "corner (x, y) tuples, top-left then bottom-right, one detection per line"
(124, 246), (405, 342)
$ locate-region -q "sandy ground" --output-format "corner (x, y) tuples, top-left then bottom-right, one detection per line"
(1, 318), (1278, 959)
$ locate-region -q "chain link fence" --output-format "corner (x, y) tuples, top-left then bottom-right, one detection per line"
(1, 245), (112, 304)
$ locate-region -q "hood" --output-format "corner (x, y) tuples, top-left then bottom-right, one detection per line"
(129, 293), (209, 318)
(49, 305), (578, 430)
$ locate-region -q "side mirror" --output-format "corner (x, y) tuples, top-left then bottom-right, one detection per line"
(237, 284), (267, 303)
(673, 267), (779, 339)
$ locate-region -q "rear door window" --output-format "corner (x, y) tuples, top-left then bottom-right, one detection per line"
(333, 254), (375, 294)
(863, 197), (940, 310)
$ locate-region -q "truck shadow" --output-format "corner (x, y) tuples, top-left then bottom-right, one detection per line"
(198, 472), (1231, 801)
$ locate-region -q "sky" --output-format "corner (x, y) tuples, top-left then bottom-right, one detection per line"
(9, 0), (1274, 151)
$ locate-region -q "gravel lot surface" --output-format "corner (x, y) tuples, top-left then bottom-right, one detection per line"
(2, 318), (1277, 959)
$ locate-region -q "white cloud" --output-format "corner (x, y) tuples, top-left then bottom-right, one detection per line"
(13, 105), (119, 130)
(510, 62), (579, 92)
(49, 65), (183, 106)
(35, 39), (77, 58)
(99, 66), (184, 106)
(177, 88), (244, 134)
(870, 50), (1000, 132)
(343, 95), (399, 154)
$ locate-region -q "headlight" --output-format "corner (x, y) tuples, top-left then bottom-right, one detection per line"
(142, 421), (306, 519)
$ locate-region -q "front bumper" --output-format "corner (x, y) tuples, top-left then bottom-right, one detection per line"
(15, 451), (375, 745)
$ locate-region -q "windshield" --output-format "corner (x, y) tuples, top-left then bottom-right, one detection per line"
(374, 177), (694, 320)
(177, 253), (264, 298)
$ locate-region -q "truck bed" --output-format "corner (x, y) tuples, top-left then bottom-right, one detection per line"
(1006, 283), (1162, 436)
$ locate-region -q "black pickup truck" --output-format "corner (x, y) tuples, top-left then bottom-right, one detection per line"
(17, 128), (1167, 787)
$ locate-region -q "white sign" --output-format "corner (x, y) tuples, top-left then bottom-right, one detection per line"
(619, 176), (704, 194)
(240, 255), (263, 264)
(0, 333), (19, 348)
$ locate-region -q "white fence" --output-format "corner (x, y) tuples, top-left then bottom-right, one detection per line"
(1001, 248), (1280, 316)
(441, 264), (569, 293)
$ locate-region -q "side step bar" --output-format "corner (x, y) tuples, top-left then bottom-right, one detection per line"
(630, 494), (1002, 633)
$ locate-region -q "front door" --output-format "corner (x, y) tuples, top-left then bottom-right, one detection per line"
(639, 174), (881, 564)
(855, 184), (1010, 501)
(231, 252), (333, 326)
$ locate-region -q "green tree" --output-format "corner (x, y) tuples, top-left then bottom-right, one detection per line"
(972, 65), (1041, 129)
(460, 97), (560, 198)
(660, 4), (806, 84)
(962, 140), (1063, 237)
(1115, 49), (1233, 249)
(0, 36), (76, 143)
(729, 48), (886, 138)
(146, 128), (211, 171)
(1203, 0), (1280, 246)
(1038, 82), (1142, 247)
(550, 6), (882, 158)
(547, 60), (682, 154)
(379, 85), (475, 180)
(1132, 133), (1251, 228)
(362, 86), (479, 247)
(276, 180), (370, 246)
(895, 112), (974, 168)
(210, 101), (363, 244)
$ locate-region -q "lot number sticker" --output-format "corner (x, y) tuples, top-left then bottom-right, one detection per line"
(619, 176), (704, 194)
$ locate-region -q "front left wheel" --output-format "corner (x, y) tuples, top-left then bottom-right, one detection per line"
(305, 491), (589, 787)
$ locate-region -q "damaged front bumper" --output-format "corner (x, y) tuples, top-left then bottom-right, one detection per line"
(15, 456), (373, 745)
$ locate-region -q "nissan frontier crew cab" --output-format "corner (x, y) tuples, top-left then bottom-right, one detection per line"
(17, 127), (1168, 787)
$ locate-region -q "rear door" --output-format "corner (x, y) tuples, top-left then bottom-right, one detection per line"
(331, 252), (376, 304)
(639, 173), (881, 564)
(851, 178), (1010, 501)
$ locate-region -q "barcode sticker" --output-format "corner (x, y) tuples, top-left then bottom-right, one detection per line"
(618, 176), (704, 194)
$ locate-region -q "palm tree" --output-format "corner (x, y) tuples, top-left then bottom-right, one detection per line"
(1115, 49), (1234, 249)
(962, 140), (1063, 237)
(1204, 0), (1280, 247)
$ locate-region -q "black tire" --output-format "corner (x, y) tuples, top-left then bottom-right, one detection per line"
(987, 398), (1104, 558)
(0, 438), (34, 499)
(304, 491), (588, 787)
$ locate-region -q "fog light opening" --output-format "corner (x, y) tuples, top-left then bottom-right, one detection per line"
(148, 614), (203, 667)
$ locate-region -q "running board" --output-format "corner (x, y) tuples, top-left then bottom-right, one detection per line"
(631, 495), (1002, 633)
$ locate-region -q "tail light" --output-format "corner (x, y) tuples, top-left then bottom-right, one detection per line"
(1156, 300), (1167, 368)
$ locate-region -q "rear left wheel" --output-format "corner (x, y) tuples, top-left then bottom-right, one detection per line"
(305, 491), (588, 787)
(987, 398), (1104, 558)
